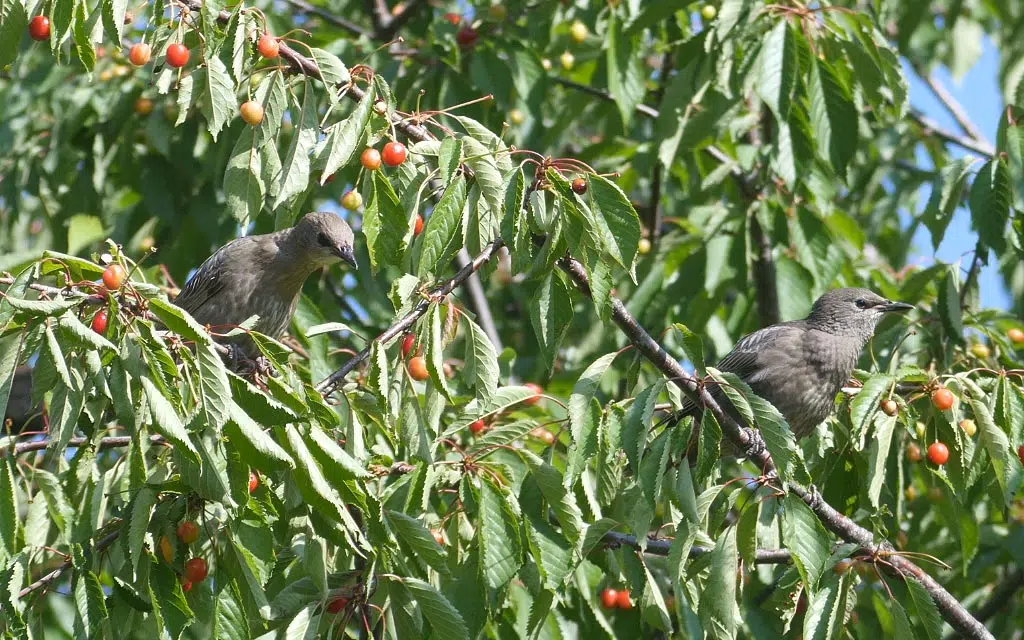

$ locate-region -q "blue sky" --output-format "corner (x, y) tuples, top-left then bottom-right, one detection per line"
(905, 38), (1012, 310)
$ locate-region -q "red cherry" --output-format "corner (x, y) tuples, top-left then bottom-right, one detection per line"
(102, 264), (127, 290)
(166, 43), (190, 68)
(571, 177), (588, 195)
(176, 521), (200, 544)
(931, 387), (955, 411)
(408, 356), (429, 381)
(600, 588), (618, 609)
(180, 578), (193, 592)
(927, 442), (950, 466)
(248, 472), (260, 493)
(29, 16), (50, 41)
(92, 310), (109, 334)
(184, 557), (208, 583)
(523, 382), (543, 405)
(326, 597), (349, 613)
(615, 589), (633, 609)
(382, 141), (407, 167)
(457, 26), (479, 48)
(258, 33), (279, 59)
(129, 42), (152, 66)
(431, 529), (445, 545)
(414, 215), (424, 235)
(444, 12), (462, 25)
(402, 333), (417, 358)
(469, 420), (486, 435)
(361, 148), (382, 171)
(1018, 444), (1024, 465)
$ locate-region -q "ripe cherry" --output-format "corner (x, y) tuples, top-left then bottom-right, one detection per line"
(469, 420), (486, 435)
(382, 141), (407, 167)
(240, 101), (265, 126)
(341, 190), (363, 211)
(135, 97), (154, 115)
(29, 16), (50, 41)
(326, 597), (349, 614)
(615, 590), (633, 610)
(571, 177), (588, 195)
(402, 333), (417, 358)
(927, 441), (950, 466)
(92, 310), (109, 334)
(931, 387), (955, 411)
(177, 521), (200, 544)
(129, 42), (152, 66)
(444, 12), (461, 25)
(408, 356), (430, 381)
(959, 419), (977, 437)
(103, 264), (127, 290)
(414, 215), (424, 235)
(258, 33), (279, 59)
(456, 26), (479, 48)
(1018, 444), (1024, 465)
(880, 399), (898, 417)
(600, 588), (618, 609)
(181, 578), (193, 592)
(184, 557), (208, 583)
(166, 43), (190, 68)
(523, 382), (543, 405)
(361, 147), (382, 171)
(1009, 328), (1024, 344)
(907, 442), (922, 463)
(248, 472), (260, 493)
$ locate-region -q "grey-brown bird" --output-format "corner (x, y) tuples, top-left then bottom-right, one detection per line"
(677, 288), (913, 439)
(173, 212), (357, 348)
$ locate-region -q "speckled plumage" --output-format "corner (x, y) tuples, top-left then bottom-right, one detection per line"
(174, 212), (356, 349)
(681, 288), (913, 439)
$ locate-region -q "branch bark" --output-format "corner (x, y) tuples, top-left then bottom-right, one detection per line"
(913, 65), (993, 150)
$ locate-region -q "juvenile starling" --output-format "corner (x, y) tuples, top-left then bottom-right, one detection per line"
(678, 288), (913, 438)
(173, 212), (357, 348)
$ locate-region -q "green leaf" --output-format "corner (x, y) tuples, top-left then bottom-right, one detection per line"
(588, 174), (642, 274)
(124, 487), (157, 574)
(71, 0), (95, 72)
(923, 157), (979, 249)
(937, 266), (964, 341)
(849, 374), (894, 443)
(318, 84), (374, 183)
(141, 377), (200, 464)
(2, 296), (77, 316)
(149, 297), (215, 345)
(0, 0), (28, 68)
(737, 501), (760, 567)
(622, 382), (663, 474)
(712, 370), (798, 480)
(475, 479), (523, 588)
(802, 571), (853, 640)
(310, 48), (349, 86)
(437, 136), (463, 186)
(225, 401), (295, 470)
(0, 460), (22, 559)
(809, 57), (858, 176)
(461, 137), (504, 217)
(671, 323), (706, 375)
(461, 314), (499, 402)
(398, 577), (469, 640)
(530, 272), (574, 372)
(969, 396), (1016, 506)
(606, 13), (646, 127)
(304, 427), (370, 479)
(224, 127), (266, 225)
(424, 304), (452, 399)
(524, 452), (584, 543)
(365, 172), (412, 270)
(227, 372), (300, 425)
(757, 20), (797, 120)
(199, 57), (236, 142)
(566, 353), (617, 484)
(386, 510), (450, 576)
(273, 83), (320, 210)
(906, 577), (943, 640)
(74, 568), (109, 637)
(866, 413), (897, 508)
(417, 179), (467, 277)
(149, 559), (195, 636)
(698, 527), (738, 639)
(782, 494), (831, 590)
(968, 158), (1011, 253)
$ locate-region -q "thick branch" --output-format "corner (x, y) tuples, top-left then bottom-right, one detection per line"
(750, 215), (780, 327)
(315, 239), (505, 396)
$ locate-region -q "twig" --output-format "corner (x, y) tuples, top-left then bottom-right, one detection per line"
(959, 242), (985, 309)
(602, 530), (792, 563)
(456, 250), (502, 351)
(10, 435), (166, 456)
(913, 65), (993, 149)
(14, 530), (120, 605)
(315, 239), (505, 397)
(284, 0), (367, 37)
(908, 110), (995, 158)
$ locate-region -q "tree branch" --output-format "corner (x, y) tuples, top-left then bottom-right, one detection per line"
(284, 0), (367, 37)
(315, 238), (505, 397)
(908, 109), (995, 158)
(954, 568), (1024, 635)
(13, 530), (120, 606)
(602, 531), (792, 563)
(456, 250), (502, 351)
(912, 65), (993, 149)
(9, 435), (166, 456)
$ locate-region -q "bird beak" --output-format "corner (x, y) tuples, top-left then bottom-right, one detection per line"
(334, 245), (357, 269)
(880, 300), (914, 313)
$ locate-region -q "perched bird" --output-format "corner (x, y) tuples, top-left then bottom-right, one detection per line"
(678, 288), (913, 439)
(173, 212), (357, 351)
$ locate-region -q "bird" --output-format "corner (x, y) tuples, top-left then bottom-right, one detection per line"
(677, 288), (913, 439)
(173, 212), (357, 356)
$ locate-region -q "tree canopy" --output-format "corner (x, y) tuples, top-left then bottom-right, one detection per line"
(1, 0), (1023, 638)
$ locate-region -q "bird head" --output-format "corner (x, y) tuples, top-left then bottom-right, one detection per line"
(805, 288), (913, 338)
(293, 212), (358, 269)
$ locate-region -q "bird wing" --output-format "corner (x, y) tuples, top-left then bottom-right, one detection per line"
(675, 322), (805, 417)
(172, 242), (234, 323)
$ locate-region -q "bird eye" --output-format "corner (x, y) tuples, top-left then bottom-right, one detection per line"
(317, 232), (331, 247)
(855, 299), (868, 309)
